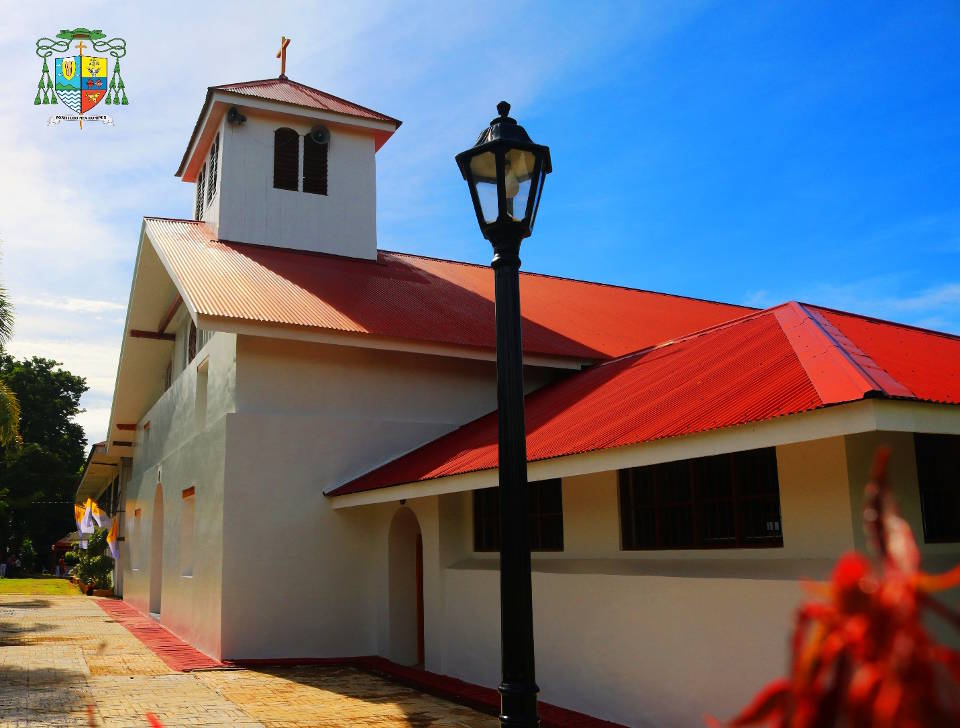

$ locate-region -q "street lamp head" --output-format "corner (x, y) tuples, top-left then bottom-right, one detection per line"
(455, 101), (552, 244)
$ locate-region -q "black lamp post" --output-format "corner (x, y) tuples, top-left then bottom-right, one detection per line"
(456, 102), (551, 728)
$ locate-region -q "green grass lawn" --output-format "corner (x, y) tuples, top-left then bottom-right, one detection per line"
(0, 577), (80, 595)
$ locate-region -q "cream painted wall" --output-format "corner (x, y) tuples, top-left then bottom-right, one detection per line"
(121, 331), (236, 659)
(418, 438), (872, 726)
(777, 436), (856, 557)
(214, 114), (378, 258)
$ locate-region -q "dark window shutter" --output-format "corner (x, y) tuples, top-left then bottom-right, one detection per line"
(303, 132), (328, 195)
(195, 165), (205, 220)
(207, 133), (219, 202)
(273, 128), (299, 191)
(916, 433), (960, 542)
(188, 321), (197, 363)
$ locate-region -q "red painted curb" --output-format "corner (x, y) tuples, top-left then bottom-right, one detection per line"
(95, 598), (222, 672)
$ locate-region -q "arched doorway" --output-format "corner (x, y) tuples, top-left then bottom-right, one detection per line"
(388, 507), (424, 666)
(149, 484), (164, 616)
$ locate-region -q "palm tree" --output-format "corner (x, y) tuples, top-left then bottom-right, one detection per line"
(0, 279), (20, 447)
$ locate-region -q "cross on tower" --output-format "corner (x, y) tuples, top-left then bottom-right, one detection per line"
(277, 36), (291, 78)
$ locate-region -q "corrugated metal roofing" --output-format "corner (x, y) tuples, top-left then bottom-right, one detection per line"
(211, 77), (401, 125)
(329, 302), (960, 496)
(814, 306), (960, 405)
(144, 217), (751, 360)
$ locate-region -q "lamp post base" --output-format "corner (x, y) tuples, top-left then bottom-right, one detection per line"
(498, 680), (540, 727)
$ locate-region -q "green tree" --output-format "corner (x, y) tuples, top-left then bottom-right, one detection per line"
(0, 279), (20, 447)
(0, 355), (87, 567)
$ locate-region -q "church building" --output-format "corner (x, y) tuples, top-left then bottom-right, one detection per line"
(77, 69), (960, 726)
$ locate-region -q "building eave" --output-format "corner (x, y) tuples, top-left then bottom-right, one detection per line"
(328, 399), (960, 508)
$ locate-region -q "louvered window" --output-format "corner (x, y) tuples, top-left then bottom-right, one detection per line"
(194, 165), (205, 220)
(185, 321), (197, 366)
(303, 130), (328, 195)
(273, 128), (299, 191)
(474, 479), (564, 552)
(915, 433), (960, 542)
(207, 133), (219, 202)
(619, 448), (783, 550)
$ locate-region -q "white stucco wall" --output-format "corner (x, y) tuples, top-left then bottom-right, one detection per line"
(217, 336), (558, 659)
(213, 114), (378, 258)
(121, 331), (236, 659)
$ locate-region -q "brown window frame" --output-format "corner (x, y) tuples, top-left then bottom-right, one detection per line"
(915, 433), (960, 543)
(619, 447), (783, 550)
(473, 478), (564, 552)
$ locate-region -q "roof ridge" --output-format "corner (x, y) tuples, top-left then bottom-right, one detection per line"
(772, 302), (905, 404)
(211, 76), (401, 125)
(797, 303), (915, 399)
(802, 301), (960, 342)
(211, 77), (287, 90)
(385, 249), (754, 310)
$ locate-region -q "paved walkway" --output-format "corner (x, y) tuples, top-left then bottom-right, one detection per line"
(0, 593), (497, 727)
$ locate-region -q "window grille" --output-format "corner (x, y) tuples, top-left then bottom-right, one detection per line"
(619, 448), (783, 550)
(474, 478), (564, 552)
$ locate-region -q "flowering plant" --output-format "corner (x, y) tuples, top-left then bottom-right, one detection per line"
(709, 448), (960, 727)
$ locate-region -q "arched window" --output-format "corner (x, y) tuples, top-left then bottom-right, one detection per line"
(194, 164), (205, 220)
(207, 133), (220, 202)
(273, 128), (299, 191)
(303, 126), (329, 195)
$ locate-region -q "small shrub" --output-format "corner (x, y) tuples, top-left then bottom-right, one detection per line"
(67, 527), (114, 590)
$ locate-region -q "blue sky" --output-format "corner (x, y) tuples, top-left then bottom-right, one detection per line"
(1, 1), (958, 444)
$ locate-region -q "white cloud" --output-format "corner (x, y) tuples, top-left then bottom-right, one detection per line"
(16, 295), (125, 314)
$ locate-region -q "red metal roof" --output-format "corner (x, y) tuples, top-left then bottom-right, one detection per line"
(330, 302), (960, 496)
(813, 306), (960, 405)
(145, 218), (751, 360)
(211, 77), (401, 126)
(176, 77), (400, 178)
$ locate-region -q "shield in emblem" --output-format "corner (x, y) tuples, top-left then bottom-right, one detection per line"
(54, 56), (82, 113)
(79, 55), (108, 113)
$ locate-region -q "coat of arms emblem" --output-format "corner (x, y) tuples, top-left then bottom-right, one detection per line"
(35, 27), (128, 128)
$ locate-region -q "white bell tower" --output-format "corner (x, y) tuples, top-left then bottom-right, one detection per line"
(175, 43), (400, 259)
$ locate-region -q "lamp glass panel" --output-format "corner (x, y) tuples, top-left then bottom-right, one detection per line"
(504, 148), (536, 222)
(529, 166), (546, 231)
(469, 151), (499, 223)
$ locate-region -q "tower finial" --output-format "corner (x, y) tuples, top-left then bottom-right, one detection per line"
(277, 36), (291, 78)
(497, 100), (511, 118)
